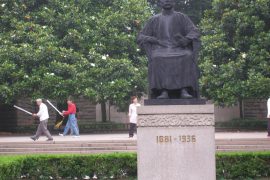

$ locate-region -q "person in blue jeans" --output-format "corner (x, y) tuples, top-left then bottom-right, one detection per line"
(59, 97), (80, 138)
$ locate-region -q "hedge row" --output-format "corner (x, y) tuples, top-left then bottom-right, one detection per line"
(0, 153), (137, 180)
(216, 152), (270, 179)
(1, 152), (270, 180)
(215, 118), (267, 131)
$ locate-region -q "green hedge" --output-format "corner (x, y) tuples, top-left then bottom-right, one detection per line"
(0, 153), (136, 180)
(1, 152), (270, 180)
(216, 118), (267, 131)
(216, 152), (270, 179)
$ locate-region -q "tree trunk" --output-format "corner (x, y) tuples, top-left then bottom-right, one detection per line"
(239, 99), (244, 119)
(101, 101), (107, 122)
(108, 101), (111, 122)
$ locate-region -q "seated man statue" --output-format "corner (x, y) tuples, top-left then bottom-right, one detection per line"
(137, 0), (201, 99)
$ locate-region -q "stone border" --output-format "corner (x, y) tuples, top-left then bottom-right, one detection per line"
(138, 104), (214, 115)
(138, 114), (214, 127)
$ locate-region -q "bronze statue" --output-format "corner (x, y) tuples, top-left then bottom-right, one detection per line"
(137, 0), (201, 99)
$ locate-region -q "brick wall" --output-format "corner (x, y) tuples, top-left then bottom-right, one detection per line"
(16, 98), (38, 126)
(0, 104), (17, 131)
(0, 97), (96, 132)
(243, 99), (268, 119)
(74, 97), (96, 123)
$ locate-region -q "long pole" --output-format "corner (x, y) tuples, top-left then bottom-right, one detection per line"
(13, 105), (32, 115)
(46, 99), (64, 117)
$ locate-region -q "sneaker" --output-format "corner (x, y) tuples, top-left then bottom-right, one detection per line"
(30, 137), (36, 141)
(59, 133), (64, 136)
(72, 136), (80, 138)
(46, 139), (53, 141)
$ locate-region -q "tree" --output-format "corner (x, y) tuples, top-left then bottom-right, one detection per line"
(78, 52), (147, 122)
(199, 0), (270, 117)
(0, 0), (151, 121)
(76, 0), (150, 122)
(0, 0), (89, 103)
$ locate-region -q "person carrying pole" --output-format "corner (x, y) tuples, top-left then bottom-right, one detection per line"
(31, 98), (53, 141)
(59, 97), (80, 138)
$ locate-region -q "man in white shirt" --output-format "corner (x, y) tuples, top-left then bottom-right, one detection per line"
(267, 98), (270, 137)
(31, 99), (53, 141)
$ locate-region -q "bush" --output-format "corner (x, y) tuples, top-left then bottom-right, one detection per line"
(0, 156), (25, 180)
(216, 152), (270, 179)
(0, 153), (136, 180)
(216, 118), (268, 131)
(1, 152), (270, 179)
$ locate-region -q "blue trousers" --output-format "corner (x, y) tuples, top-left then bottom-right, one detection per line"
(63, 114), (79, 136)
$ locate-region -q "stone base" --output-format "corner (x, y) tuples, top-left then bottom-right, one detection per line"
(144, 98), (206, 106)
(137, 105), (216, 180)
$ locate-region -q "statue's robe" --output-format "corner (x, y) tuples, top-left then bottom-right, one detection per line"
(137, 11), (201, 98)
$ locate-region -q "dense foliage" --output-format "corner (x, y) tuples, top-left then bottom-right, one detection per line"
(0, 0), (151, 120)
(0, 153), (137, 180)
(199, 0), (270, 107)
(216, 152), (270, 179)
(1, 152), (270, 179)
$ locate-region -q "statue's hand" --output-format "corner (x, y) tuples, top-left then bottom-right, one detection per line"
(177, 37), (192, 48)
(146, 37), (159, 44)
(145, 37), (168, 47)
(174, 34), (192, 48)
(157, 40), (168, 47)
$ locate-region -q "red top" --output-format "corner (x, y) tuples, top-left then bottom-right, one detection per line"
(63, 103), (76, 115)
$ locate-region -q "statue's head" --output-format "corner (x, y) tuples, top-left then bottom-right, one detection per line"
(160, 0), (175, 10)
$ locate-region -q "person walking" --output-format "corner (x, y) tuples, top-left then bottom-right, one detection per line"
(31, 99), (53, 141)
(128, 96), (141, 138)
(267, 97), (270, 137)
(59, 97), (80, 138)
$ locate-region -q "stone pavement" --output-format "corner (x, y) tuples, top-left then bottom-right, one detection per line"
(0, 133), (135, 143)
(0, 132), (269, 143)
(215, 131), (269, 139)
(0, 132), (269, 154)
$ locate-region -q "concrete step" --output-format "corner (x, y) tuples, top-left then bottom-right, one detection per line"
(0, 140), (137, 145)
(216, 139), (270, 145)
(216, 145), (270, 150)
(0, 146), (137, 152)
(217, 149), (270, 152)
(0, 143), (136, 148)
(0, 150), (136, 155)
(1, 138), (270, 154)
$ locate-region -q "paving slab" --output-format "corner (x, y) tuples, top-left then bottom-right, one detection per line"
(0, 132), (269, 143)
(0, 133), (136, 143)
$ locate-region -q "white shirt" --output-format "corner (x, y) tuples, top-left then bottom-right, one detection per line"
(267, 98), (270, 118)
(36, 103), (49, 121)
(128, 103), (141, 124)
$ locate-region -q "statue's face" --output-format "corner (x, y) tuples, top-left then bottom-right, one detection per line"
(160, 0), (175, 10)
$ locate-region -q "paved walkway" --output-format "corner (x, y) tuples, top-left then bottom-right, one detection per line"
(0, 132), (268, 143)
(215, 132), (269, 139)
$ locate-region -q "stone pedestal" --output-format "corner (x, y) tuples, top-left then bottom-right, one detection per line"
(137, 105), (215, 180)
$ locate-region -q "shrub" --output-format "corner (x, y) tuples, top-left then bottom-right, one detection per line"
(216, 152), (270, 179)
(0, 156), (25, 180)
(215, 118), (267, 131)
(1, 152), (270, 179)
(0, 153), (136, 180)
